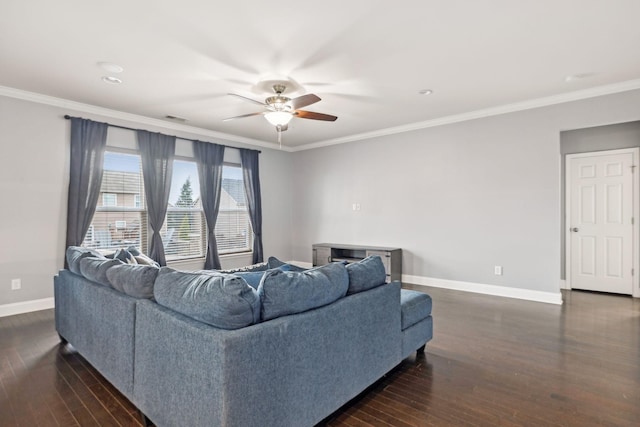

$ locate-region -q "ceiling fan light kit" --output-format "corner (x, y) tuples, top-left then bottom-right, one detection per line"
(265, 111), (293, 126)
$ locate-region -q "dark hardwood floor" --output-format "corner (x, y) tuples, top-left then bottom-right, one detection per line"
(1, 286), (639, 426)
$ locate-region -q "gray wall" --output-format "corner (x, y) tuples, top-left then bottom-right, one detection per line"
(0, 95), (293, 306)
(291, 89), (640, 294)
(2, 88), (640, 306)
(559, 121), (640, 278)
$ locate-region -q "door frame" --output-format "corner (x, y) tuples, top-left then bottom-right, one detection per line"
(565, 147), (640, 297)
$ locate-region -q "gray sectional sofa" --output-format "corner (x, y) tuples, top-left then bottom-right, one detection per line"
(54, 247), (433, 427)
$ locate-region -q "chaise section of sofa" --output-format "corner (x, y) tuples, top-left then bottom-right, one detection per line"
(133, 281), (402, 427)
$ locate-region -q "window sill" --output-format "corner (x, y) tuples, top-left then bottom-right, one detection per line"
(166, 252), (254, 270)
(220, 251), (253, 260)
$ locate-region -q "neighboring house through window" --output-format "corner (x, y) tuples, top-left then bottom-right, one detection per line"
(83, 151), (146, 250)
(217, 164), (252, 254)
(82, 149), (252, 260)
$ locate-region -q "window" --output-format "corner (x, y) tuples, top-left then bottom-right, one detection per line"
(216, 164), (252, 254)
(162, 161), (253, 260)
(82, 151), (146, 251)
(102, 193), (117, 207)
(81, 150), (252, 260)
(163, 160), (206, 261)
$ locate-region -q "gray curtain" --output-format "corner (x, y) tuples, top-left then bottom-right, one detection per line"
(239, 149), (263, 263)
(193, 140), (225, 269)
(65, 118), (108, 265)
(137, 130), (175, 266)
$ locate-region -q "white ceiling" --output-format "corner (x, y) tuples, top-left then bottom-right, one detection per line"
(2, 0), (640, 150)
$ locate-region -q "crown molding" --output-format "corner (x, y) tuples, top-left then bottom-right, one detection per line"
(290, 78), (640, 152)
(0, 85), (295, 152)
(3, 79), (640, 154)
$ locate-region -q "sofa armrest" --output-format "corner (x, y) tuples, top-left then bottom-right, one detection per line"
(54, 270), (137, 399)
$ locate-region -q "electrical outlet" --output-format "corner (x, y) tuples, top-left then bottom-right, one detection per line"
(494, 266), (503, 276)
(11, 278), (21, 290)
(352, 203), (361, 211)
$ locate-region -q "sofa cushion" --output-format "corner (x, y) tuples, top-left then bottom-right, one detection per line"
(79, 256), (124, 286)
(345, 256), (387, 295)
(258, 262), (349, 321)
(106, 264), (159, 298)
(234, 264), (293, 289)
(400, 290), (433, 330)
(266, 256), (308, 272)
(154, 268), (260, 330)
(66, 246), (105, 275)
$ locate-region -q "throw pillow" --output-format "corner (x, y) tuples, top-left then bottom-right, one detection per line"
(106, 264), (159, 298)
(154, 268), (260, 330)
(345, 256), (387, 295)
(134, 255), (158, 266)
(66, 246), (105, 275)
(113, 248), (138, 265)
(219, 261), (269, 273)
(266, 256), (308, 272)
(126, 246), (142, 256)
(266, 256), (286, 269)
(258, 262), (349, 321)
(79, 256), (124, 287)
(124, 246), (160, 267)
(234, 264), (292, 289)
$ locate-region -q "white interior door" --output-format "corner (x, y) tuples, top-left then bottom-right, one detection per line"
(567, 149), (637, 295)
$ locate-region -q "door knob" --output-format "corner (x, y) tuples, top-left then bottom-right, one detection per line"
(571, 227), (579, 232)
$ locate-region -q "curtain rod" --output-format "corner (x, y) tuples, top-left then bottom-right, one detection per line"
(63, 115), (261, 154)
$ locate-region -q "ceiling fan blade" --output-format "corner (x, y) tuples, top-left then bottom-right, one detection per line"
(222, 111), (264, 122)
(228, 93), (266, 106)
(294, 110), (338, 121)
(290, 93), (321, 110)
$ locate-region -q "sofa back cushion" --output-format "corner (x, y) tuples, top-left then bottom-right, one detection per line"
(258, 262), (349, 321)
(79, 256), (124, 287)
(66, 246), (105, 275)
(154, 268), (260, 330)
(106, 264), (160, 298)
(345, 256), (387, 295)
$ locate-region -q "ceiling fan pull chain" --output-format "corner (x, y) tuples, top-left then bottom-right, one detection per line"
(277, 125), (282, 149)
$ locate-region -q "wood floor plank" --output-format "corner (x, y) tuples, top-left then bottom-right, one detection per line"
(2, 287), (640, 426)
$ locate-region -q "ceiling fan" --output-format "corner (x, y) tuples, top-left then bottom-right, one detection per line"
(223, 84), (338, 133)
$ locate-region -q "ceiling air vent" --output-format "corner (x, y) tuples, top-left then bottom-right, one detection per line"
(164, 115), (187, 123)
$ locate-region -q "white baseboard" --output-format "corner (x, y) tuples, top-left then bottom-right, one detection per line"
(402, 275), (563, 305)
(289, 261), (563, 305)
(0, 297), (55, 318)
